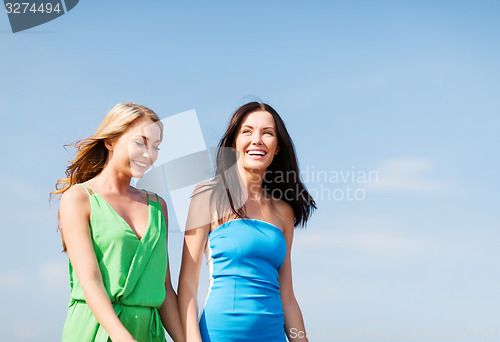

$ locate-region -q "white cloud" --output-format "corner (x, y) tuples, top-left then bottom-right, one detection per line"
(367, 157), (453, 194)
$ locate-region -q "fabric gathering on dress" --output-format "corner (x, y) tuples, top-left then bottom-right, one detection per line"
(61, 183), (168, 342)
(198, 219), (288, 342)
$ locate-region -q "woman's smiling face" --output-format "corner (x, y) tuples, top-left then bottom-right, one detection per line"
(234, 110), (279, 172)
(107, 117), (162, 178)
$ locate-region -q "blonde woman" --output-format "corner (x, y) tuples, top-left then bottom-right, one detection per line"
(51, 103), (184, 342)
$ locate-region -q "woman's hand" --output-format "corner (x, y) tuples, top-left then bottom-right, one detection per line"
(112, 335), (137, 342)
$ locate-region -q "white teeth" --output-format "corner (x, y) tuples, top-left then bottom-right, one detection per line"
(133, 161), (147, 167)
(247, 151), (266, 156)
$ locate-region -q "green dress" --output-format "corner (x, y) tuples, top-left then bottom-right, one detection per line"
(61, 183), (168, 342)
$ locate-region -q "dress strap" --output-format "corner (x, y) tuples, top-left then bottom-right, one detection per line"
(78, 183), (95, 196)
(142, 189), (150, 202)
(141, 189), (159, 203)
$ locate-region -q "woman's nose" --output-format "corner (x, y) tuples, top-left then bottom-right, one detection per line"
(251, 132), (263, 145)
(142, 145), (154, 160)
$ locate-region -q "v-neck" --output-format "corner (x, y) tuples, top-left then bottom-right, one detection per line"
(83, 184), (152, 241)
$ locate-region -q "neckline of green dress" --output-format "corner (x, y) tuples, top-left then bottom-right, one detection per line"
(89, 191), (153, 242)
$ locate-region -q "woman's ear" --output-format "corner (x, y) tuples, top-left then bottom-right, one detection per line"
(104, 139), (114, 152)
(275, 145), (280, 155)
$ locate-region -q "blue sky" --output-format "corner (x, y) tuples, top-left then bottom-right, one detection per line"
(1, 1), (499, 341)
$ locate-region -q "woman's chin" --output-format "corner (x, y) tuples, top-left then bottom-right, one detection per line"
(129, 163), (151, 178)
(130, 168), (149, 179)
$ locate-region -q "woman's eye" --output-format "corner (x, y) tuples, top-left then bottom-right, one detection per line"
(135, 141), (144, 146)
(154, 146), (161, 151)
(242, 130), (251, 134)
(264, 131), (274, 136)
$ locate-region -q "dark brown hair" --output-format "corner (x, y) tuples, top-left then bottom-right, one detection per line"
(202, 102), (316, 227)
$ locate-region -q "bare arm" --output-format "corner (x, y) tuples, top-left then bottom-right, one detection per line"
(177, 186), (212, 342)
(278, 206), (309, 342)
(60, 186), (137, 342)
(157, 196), (185, 342)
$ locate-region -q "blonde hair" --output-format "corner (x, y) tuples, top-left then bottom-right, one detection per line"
(50, 102), (163, 250)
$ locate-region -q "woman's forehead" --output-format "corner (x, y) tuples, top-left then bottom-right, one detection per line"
(242, 110), (275, 126)
(128, 119), (162, 139)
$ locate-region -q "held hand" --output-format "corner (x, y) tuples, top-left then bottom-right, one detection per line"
(110, 332), (138, 342)
(113, 338), (138, 342)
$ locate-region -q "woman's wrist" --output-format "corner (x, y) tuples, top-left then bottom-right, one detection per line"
(109, 329), (136, 342)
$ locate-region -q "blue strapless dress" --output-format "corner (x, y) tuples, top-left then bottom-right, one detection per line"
(198, 219), (288, 341)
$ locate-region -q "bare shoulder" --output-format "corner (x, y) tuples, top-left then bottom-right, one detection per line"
(193, 180), (217, 197)
(185, 181), (215, 232)
(155, 193), (168, 212)
(59, 184), (91, 233)
(189, 180), (218, 208)
(140, 188), (167, 212)
(154, 193), (169, 226)
(142, 189), (160, 203)
(60, 184), (90, 209)
(271, 197), (295, 230)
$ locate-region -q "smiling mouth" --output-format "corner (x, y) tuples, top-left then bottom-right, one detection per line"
(132, 160), (149, 168)
(246, 149), (267, 159)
